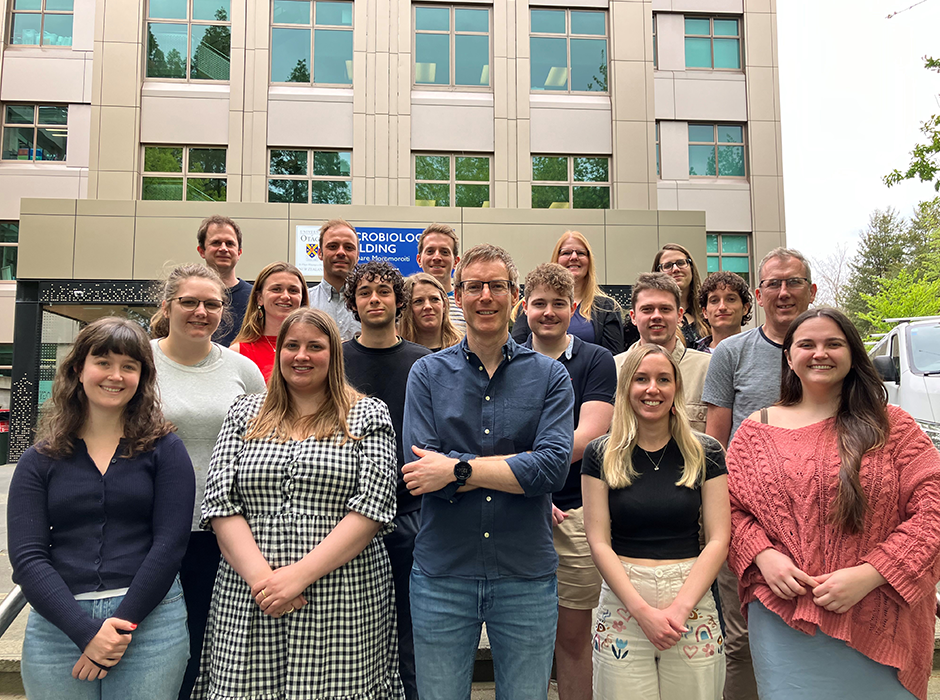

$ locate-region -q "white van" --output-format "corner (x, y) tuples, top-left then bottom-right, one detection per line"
(868, 316), (940, 449)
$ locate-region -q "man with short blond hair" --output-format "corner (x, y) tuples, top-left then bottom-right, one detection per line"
(196, 214), (249, 347)
(309, 218), (360, 341)
(402, 244), (574, 700)
(416, 223), (465, 334)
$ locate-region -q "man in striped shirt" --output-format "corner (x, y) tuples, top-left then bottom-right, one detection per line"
(416, 223), (466, 335)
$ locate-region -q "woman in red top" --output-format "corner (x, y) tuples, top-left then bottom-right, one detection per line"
(727, 308), (940, 700)
(231, 262), (309, 381)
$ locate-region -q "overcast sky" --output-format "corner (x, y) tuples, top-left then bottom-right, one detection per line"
(777, 0), (940, 260)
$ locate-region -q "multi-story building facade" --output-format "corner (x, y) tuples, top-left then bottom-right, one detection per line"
(0, 0), (784, 424)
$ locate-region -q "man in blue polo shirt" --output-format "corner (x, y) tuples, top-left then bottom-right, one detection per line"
(521, 262), (616, 700)
(402, 244), (574, 700)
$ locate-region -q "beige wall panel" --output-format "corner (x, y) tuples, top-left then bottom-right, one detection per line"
(267, 97), (355, 148)
(72, 0), (96, 50)
(744, 0), (772, 14)
(0, 288), (15, 343)
(676, 184), (752, 231)
(656, 182), (678, 209)
(134, 217), (207, 279)
(748, 119), (779, 178)
(375, 114), (390, 178)
(654, 12), (684, 72)
(0, 53), (87, 103)
(610, 1), (647, 63)
(96, 106), (138, 172)
(537, 0), (608, 6)
(653, 73), (676, 119)
(375, 0), (391, 53)
(20, 198), (77, 215)
(68, 105), (92, 167)
(365, 53), (376, 115)
(494, 57), (509, 119)
(236, 217), (292, 278)
(673, 75), (747, 121)
(610, 61), (650, 122)
(744, 66), (776, 122)
(397, 59), (411, 116)
(411, 102), (496, 152)
(0, 171), (83, 219)
(613, 120), (652, 183)
(615, 182), (654, 210)
(353, 53), (368, 113)
(668, 0), (742, 12)
(605, 224), (663, 284)
(530, 103), (612, 154)
(750, 174), (781, 232)
(79, 172), (89, 199)
(94, 170), (137, 200)
(657, 119), (688, 181)
(18, 213), (76, 278)
(74, 214), (135, 278)
(744, 10), (774, 68)
(99, 42), (141, 108)
(75, 199), (136, 216)
(140, 94), (229, 145)
(83, 56), (95, 103)
(100, 0), (143, 44)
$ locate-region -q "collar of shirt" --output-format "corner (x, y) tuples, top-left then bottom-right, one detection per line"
(458, 334), (518, 367)
(316, 278), (343, 301)
(522, 333), (576, 361)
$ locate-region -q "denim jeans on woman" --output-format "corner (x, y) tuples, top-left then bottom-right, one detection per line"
(410, 566), (558, 700)
(21, 576), (189, 700)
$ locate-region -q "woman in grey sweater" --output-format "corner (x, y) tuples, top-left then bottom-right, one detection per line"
(150, 264), (265, 700)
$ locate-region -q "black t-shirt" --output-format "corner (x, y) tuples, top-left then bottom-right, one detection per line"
(581, 434), (726, 559)
(214, 278), (252, 347)
(343, 337), (431, 515)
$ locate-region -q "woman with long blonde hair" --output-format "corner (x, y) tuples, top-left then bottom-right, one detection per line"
(512, 230), (625, 354)
(582, 344), (729, 699)
(399, 273), (461, 351)
(196, 308), (403, 699)
(230, 261), (309, 380)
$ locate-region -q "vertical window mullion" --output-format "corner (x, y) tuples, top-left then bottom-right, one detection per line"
(450, 8), (456, 85)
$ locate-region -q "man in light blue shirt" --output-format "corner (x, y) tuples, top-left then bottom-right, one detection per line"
(308, 218), (360, 341)
(403, 243), (574, 700)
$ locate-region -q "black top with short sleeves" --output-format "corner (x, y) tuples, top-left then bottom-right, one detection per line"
(581, 434), (726, 560)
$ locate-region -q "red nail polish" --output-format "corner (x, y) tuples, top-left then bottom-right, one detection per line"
(130, 624), (138, 630)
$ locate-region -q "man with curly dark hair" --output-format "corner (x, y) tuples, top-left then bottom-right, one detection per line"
(342, 259), (430, 700)
(695, 271), (753, 353)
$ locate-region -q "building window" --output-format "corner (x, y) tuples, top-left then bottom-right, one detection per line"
(1, 105), (67, 161)
(146, 0), (231, 80)
(414, 154), (490, 207)
(652, 14), (657, 69)
(684, 16), (741, 70)
(0, 223), (18, 281)
(531, 155), (609, 209)
(414, 5), (490, 88)
(655, 122), (660, 178)
(9, 0), (72, 46)
(141, 146), (227, 201)
(688, 124), (745, 178)
(271, 0), (353, 84)
(707, 233), (750, 286)
(530, 9), (607, 92)
(268, 149), (352, 204)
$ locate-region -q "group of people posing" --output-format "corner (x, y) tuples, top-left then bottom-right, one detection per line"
(8, 215), (940, 700)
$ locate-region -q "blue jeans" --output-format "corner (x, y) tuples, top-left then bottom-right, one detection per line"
(410, 566), (558, 700)
(22, 577), (189, 700)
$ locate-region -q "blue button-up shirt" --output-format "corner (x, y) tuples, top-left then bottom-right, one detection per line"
(403, 335), (574, 579)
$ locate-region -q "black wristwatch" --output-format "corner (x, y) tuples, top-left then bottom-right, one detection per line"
(454, 460), (472, 487)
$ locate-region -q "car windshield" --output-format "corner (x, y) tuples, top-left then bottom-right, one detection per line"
(908, 324), (940, 373)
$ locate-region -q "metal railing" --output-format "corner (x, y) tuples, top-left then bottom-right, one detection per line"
(0, 586), (26, 639)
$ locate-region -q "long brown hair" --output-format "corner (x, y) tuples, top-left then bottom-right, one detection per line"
(652, 243), (707, 338)
(399, 273), (461, 349)
(602, 344), (704, 489)
(232, 261), (309, 345)
(36, 317), (172, 458)
(150, 263), (231, 339)
(779, 308), (889, 533)
(244, 308), (362, 443)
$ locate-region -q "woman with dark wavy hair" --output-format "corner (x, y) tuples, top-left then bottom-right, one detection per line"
(726, 307), (940, 700)
(8, 316), (194, 699)
(651, 244), (707, 347)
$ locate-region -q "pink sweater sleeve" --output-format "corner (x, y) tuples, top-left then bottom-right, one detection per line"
(861, 411), (940, 608)
(726, 423), (774, 578)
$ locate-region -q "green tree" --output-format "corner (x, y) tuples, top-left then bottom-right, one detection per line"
(193, 9), (231, 80)
(884, 57), (940, 191)
(288, 59), (310, 83)
(859, 269), (940, 336)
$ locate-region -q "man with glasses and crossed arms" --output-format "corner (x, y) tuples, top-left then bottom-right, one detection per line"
(702, 247), (817, 700)
(402, 244), (574, 700)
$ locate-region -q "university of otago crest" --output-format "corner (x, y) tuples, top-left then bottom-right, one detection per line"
(306, 242), (319, 259)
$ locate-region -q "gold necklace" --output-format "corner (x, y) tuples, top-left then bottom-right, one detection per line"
(640, 445), (668, 471)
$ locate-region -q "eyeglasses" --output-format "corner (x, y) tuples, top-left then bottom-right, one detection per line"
(457, 279), (514, 296)
(558, 248), (589, 259)
(174, 296), (224, 312)
(657, 258), (691, 272)
(758, 277), (809, 290)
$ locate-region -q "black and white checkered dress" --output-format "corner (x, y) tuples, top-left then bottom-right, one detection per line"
(193, 393), (404, 700)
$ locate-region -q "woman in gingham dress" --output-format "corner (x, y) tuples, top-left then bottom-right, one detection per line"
(195, 308), (404, 699)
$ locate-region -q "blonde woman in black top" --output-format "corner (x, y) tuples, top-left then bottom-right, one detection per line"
(582, 344), (730, 700)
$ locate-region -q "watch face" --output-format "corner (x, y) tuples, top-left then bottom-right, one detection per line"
(455, 461), (472, 481)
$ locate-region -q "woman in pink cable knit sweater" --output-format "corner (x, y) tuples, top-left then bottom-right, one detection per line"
(726, 307), (940, 700)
